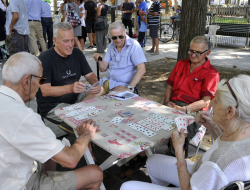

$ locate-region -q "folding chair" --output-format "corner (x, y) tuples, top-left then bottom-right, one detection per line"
(207, 25), (220, 49)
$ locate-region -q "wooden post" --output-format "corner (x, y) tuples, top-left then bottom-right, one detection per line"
(54, 0), (57, 15)
(165, 0), (170, 14)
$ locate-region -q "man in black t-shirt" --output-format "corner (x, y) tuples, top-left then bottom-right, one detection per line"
(84, 0), (97, 49)
(120, 0), (135, 38)
(36, 22), (103, 121)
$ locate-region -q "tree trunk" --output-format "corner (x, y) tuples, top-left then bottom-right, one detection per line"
(177, 0), (207, 61)
(174, 0), (178, 10)
(54, 0), (57, 15)
(165, 0), (170, 14)
(237, 0), (240, 6)
(225, 0), (229, 4)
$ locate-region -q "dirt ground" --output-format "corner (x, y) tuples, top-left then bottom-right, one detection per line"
(137, 58), (250, 147)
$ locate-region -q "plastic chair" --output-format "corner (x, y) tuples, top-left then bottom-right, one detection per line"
(221, 180), (250, 190)
(207, 25), (220, 49)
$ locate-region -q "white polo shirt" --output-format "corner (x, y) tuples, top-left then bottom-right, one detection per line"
(0, 85), (65, 190)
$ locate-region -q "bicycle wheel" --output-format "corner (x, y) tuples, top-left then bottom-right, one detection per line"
(173, 28), (180, 41)
(158, 23), (174, 43)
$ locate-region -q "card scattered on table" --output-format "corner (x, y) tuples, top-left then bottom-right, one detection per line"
(63, 103), (84, 111)
(111, 91), (138, 101)
(126, 123), (157, 137)
(119, 111), (134, 117)
(66, 106), (96, 117)
(74, 109), (105, 120)
(110, 117), (124, 124)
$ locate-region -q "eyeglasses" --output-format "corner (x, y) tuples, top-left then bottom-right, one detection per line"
(188, 50), (208, 57)
(224, 79), (239, 108)
(30, 75), (47, 85)
(111, 35), (125, 41)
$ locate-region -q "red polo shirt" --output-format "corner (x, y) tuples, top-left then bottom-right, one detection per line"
(166, 58), (220, 110)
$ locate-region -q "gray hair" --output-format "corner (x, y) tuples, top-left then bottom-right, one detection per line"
(190, 36), (210, 51)
(53, 22), (73, 38)
(2, 52), (41, 85)
(108, 21), (126, 35)
(217, 75), (250, 131)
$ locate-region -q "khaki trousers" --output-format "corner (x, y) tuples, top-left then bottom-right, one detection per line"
(28, 21), (47, 56)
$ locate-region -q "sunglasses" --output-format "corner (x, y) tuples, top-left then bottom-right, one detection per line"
(111, 35), (125, 40)
(30, 75), (47, 85)
(224, 79), (238, 108)
(188, 49), (208, 57)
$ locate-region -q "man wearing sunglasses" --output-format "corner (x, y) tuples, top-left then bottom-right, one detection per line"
(164, 36), (220, 143)
(0, 52), (103, 190)
(93, 21), (146, 94)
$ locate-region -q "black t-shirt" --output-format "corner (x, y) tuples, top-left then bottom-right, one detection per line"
(122, 2), (135, 20)
(84, 0), (97, 23)
(36, 48), (92, 115)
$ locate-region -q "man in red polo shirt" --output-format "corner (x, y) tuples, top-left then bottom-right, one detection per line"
(164, 35), (220, 142)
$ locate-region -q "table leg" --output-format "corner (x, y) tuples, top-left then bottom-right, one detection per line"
(145, 147), (153, 157)
(116, 154), (138, 167)
(74, 130), (106, 190)
(99, 155), (119, 171)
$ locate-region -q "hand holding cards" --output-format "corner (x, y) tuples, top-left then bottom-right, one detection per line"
(175, 116), (188, 133)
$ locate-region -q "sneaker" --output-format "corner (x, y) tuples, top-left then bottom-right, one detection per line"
(151, 52), (159, 55)
(146, 49), (154, 53)
(87, 46), (94, 49)
(93, 44), (97, 48)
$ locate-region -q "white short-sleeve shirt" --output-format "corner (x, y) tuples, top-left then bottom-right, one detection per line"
(0, 85), (64, 190)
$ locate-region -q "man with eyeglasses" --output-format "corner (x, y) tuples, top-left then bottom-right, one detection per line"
(0, 52), (103, 190)
(93, 21), (146, 94)
(164, 36), (220, 144)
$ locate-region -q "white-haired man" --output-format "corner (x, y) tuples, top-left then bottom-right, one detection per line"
(0, 52), (103, 190)
(93, 21), (146, 94)
(36, 22), (103, 123)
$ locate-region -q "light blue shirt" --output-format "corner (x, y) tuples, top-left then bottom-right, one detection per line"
(137, 1), (148, 22)
(5, 0), (30, 35)
(41, 1), (52, 18)
(102, 36), (147, 90)
(24, 0), (42, 21)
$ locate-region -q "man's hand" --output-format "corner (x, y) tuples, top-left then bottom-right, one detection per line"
(76, 119), (99, 141)
(112, 86), (130, 92)
(71, 81), (87, 93)
(90, 84), (102, 94)
(195, 111), (215, 130)
(146, 9), (149, 13)
(93, 53), (103, 62)
(9, 26), (16, 34)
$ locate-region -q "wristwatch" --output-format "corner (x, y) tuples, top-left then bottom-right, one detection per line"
(186, 106), (191, 114)
(127, 85), (133, 91)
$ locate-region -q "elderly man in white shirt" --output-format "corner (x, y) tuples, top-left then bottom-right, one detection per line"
(0, 52), (103, 190)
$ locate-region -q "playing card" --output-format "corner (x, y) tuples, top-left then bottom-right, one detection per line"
(163, 117), (175, 124)
(123, 92), (135, 98)
(161, 123), (175, 131)
(143, 123), (161, 131)
(74, 114), (88, 121)
(120, 111), (134, 117)
(110, 117), (123, 124)
(63, 103), (84, 111)
(85, 84), (91, 91)
(142, 129), (157, 137)
(175, 116), (188, 133)
(66, 106), (96, 117)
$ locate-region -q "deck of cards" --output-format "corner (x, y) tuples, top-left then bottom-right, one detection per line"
(119, 111), (134, 117)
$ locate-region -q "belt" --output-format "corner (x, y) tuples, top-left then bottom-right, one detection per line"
(28, 20), (40, 22)
(41, 17), (52, 19)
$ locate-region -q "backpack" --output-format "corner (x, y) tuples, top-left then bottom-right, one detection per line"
(66, 3), (81, 28)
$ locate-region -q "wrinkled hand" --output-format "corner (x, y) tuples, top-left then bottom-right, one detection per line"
(112, 86), (130, 92)
(93, 53), (103, 62)
(167, 101), (177, 108)
(195, 111), (215, 130)
(71, 81), (86, 93)
(9, 26), (16, 34)
(90, 84), (102, 94)
(171, 128), (186, 152)
(76, 119), (99, 141)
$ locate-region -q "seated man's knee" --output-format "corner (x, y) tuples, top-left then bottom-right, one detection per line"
(89, 164), (103, 181)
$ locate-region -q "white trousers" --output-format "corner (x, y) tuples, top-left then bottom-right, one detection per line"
(120, 154), (194, 190)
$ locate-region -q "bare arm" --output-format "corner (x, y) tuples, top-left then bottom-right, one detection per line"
(195, 111), (223, 140)
(61, 10), (66, 22)
(52, 120), (98, 168)
(96, 4), (102, 17)
(129, 63), (146, 88)
(120, 3), (123, 11)
(84, 10), (87, 20)
(84, 72), (99, 85)
(172, 129), (192, 190)
(164, 85), (173, 105)
(9, 12), (19, 34)
(146, 9), (158, 16)
(172, 96), (211, 113)
(40, 82), (86, 97)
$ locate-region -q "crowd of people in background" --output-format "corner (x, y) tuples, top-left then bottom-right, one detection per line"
(0, 0), (164, 58)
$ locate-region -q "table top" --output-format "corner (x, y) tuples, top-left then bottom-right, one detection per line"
(55, 95), (194, 159)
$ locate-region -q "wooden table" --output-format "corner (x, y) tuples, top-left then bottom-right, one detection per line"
(55, 95), (194, 189)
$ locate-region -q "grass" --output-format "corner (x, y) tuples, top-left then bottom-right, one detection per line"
(214, 16), (250, 24)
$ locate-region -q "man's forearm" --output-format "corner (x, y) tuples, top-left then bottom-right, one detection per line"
(41, 84), (73, 97)
(164, 85), (173, 105)
(129, 65), (146, 88)
(98, 61), (109, 72)
(85, 72), (99, 85)
(10, 13), (19, 28)
(187, 99), (210, 113)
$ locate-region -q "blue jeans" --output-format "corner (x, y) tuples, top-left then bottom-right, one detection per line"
(41, 18), (53, 49)
(138, 24), (146, 46)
